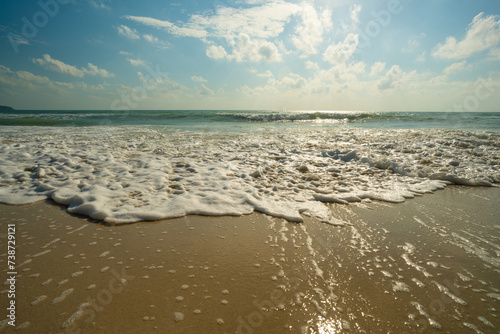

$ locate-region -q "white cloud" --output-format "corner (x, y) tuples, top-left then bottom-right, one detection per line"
(88, 0), (110, 10)
(124, 16), (207, 38)
(209, 34), (282, 62)
(125, 1), (300, 62)
(191, 76), (207, 83)
(350, 4), (362, 25)
(241, 72), (307, 97)
(127, 58), (146, 67)
(188, 1), (301, 40)
(305, 60), (319, 70)
(143, 34), (159, 44)
(443, 61), (471, 75)
(433, 13), (500, 59)
(229, 34), (281, 62)
(402, 39), (419, 53)
(0, 65), (87, 93)
(33, 54), (113, 78)
(326, 61), (366, 83)
(402, 33), (425, 53)
(33, 54), (84, 77)
(370, 62), (386, 76)
(84, 63), (113, 78)
(378, 65), (402, 90)
(276, 73), (307, 89)
(17, 70), (52, 84)
(206, 45), (228, 60)
(117, 25), (140, 40)
(488, 48), (500, 61)
(198, 83), (214, 95)
(323, 33), (359, 65)
(256, 70), (273, 78)
(292, 3), (332, 57)
(416, 51), (426, 62)
(119, 51), (131, 56)
(118, 25), (167, 46)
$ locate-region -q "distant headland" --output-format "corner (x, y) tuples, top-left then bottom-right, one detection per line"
(0, 105), (14, 111)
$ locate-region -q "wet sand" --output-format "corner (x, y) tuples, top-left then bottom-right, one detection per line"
(0, 186), (499, 333)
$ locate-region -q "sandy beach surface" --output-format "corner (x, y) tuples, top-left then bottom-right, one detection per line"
(1, 186), (499, 333)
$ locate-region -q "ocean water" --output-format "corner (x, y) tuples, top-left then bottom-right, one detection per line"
(0, 110), (499, 132)
(0, 110), (499, 224)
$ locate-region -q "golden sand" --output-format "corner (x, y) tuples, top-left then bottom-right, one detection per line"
(0, 186), (499, 333)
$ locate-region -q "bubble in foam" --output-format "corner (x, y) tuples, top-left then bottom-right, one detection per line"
(478, 316), (495, 328)
(99, 251), (110, 258)
(174, 312), (184, 322)
(381, 271), (393, 278)
(31, 295), (47, 305)
(41, 278), (52, 286)
(392, 281), (410, 293)
(463, 322), (482, 332)
(52, 288), (74, 304)
(72, 271), (83, 278)
(411, 278), (425, 287)
(62, 303), (91, 329)
(486, 293), (500, 301)
(58, 279), (68, 285)
(32, 250), (51, 258)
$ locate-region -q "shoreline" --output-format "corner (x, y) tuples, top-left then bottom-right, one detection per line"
(0, 185), (499, 333)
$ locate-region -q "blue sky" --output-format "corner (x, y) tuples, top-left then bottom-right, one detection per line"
(0, 0), (499, 111)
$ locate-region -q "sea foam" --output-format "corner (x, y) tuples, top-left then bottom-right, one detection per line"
(0, 127), (498, 224)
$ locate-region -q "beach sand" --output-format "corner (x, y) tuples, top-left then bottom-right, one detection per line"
(1, 186), (499, 333)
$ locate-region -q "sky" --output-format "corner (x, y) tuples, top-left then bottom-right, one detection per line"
(0, 0), (499, 111)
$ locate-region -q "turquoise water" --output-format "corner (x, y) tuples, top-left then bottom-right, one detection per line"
(0, 110), (499, 132)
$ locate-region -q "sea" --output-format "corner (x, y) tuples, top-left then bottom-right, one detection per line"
(0, 110), (499, 132)
(0, 110), (499, 224)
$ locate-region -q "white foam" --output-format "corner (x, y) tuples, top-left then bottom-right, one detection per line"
(31, 295), (47, 305)
(486, 292), (500, 301)
(411, 301), (442, 329)
(52, 288), (74, 304)
(42, 238), (60, 249)
(0, 127), (497, 224)
(61, 302), (90, 329)
(174, 312), (184, 322)
(98, 251), (111, 258)
(72, 271), (83, 278)
(32, 250), (51, 258)
(432, 281), (467, 305)
(478, 316), (495, 328)
(392, 281), (410, 292)
(41, 278), (52, 286)
(463, 322), (484, 333)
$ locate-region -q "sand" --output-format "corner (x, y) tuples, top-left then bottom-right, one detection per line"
(0, 186), (499, 333)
